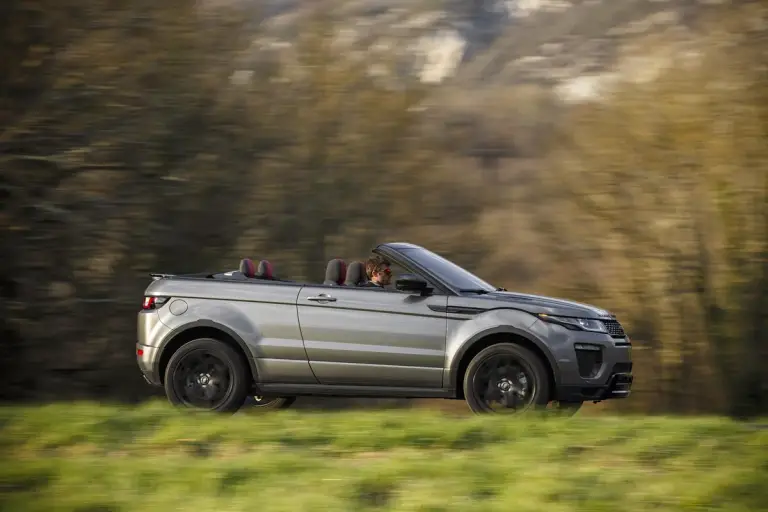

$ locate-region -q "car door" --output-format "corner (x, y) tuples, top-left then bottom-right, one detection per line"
(296, 285), (448, 388)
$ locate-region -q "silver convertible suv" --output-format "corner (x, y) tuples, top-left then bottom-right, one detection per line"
(137, 242), (633, 414)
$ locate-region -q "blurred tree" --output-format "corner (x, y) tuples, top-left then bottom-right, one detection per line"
(547, 3), (768, 416)
(1, 0), (765, 416)
(0, 0), (486, 401)
(0, 0), (267, 399)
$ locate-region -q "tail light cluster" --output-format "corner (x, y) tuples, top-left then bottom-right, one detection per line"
(142, 296), (169, 310)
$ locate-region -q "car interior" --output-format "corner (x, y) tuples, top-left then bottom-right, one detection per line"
(208, 255), (407, 290)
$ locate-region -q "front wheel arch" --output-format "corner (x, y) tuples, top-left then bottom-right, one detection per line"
(452, 331), (557, 401)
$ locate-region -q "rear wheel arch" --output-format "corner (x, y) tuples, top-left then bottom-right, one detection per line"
(156, 322), (256, 387)
(452, 329), (559, 401)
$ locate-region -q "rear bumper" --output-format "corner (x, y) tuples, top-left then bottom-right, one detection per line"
(136, 310), (170, 387)
(141, 372), (160, 387)
(137, 343), (162, 387)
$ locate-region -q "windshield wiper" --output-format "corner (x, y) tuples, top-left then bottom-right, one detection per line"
(459, 288), (492, 294)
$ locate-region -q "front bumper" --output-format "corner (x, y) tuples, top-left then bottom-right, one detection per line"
(556, 365), (634, 402)
(537, 320), (634, 403)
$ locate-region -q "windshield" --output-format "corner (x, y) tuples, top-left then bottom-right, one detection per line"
(400, 247), (496, 293)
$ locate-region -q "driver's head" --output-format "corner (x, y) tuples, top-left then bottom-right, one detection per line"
(365, 255), (391, 286)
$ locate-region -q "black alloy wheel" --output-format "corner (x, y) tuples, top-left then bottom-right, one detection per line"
(463, 343), (550, 414)
(164, 338), (250, 413)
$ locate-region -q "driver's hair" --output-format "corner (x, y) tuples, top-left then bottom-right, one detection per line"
(365, 255), (391, 279)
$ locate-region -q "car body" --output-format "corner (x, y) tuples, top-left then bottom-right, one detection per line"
(137, 242), (633, 413)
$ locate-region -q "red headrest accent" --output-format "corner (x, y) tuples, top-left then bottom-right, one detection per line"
(258, 260), (274, 279)
(239, 258), (256, 278)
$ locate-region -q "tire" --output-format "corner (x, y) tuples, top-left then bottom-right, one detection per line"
(463, 343), (550, 414)
(164, 338), (250, 413)
(248, 395), (296, 410)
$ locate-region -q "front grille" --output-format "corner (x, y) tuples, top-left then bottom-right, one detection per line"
(601, 319), (626, 338)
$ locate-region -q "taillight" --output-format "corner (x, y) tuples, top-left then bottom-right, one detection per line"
(142, 296), (169, 310)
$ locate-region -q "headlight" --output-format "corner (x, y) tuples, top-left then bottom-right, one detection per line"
(537, 313), (607, 333)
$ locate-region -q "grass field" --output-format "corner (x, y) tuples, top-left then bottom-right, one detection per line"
(1, 401), (766, 512)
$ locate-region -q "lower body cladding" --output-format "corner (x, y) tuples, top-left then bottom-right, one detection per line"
(553, 337), (633, 403)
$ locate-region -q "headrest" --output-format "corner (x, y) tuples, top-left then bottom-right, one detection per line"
(323, 258), (347, 286)
(257, 260), (274, 279)
(239, 258), (256, 278)
(344, 261), (367, 286)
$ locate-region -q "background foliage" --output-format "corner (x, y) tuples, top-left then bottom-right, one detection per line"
(1, 0), (766, 416)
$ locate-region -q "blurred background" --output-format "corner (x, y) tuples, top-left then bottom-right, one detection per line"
(1, 0), (766, 417)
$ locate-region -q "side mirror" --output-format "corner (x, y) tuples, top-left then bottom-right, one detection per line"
(396, 274), (431, 295)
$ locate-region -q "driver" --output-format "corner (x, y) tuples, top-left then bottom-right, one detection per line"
(364, 255), (392, 288)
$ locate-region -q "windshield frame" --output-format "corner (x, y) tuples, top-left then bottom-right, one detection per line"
(379, 245), (497, 295)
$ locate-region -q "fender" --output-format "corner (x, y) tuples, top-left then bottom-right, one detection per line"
(448, 324), (562, 391)
(152, 319), (260, 385)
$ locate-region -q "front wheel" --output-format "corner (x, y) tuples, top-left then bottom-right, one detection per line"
(249, 395), (296, 410)
(463, 343), (550, 414)
(164, 338), (250, 413)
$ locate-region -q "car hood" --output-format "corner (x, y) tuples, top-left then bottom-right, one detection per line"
(481, 291), (614, 319)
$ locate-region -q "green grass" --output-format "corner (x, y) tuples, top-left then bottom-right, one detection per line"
(0, 401), (766, 512)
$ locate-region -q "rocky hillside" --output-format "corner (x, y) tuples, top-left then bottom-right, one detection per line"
(216, 0), (732, 101)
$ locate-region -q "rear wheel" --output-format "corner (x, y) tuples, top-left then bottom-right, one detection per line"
(463, 343), (550, 414)
(164, 338), (250, 413)
(249, 395), (296, 410)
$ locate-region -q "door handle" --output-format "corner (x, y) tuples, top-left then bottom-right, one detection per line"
(307, 294), (336, 302)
